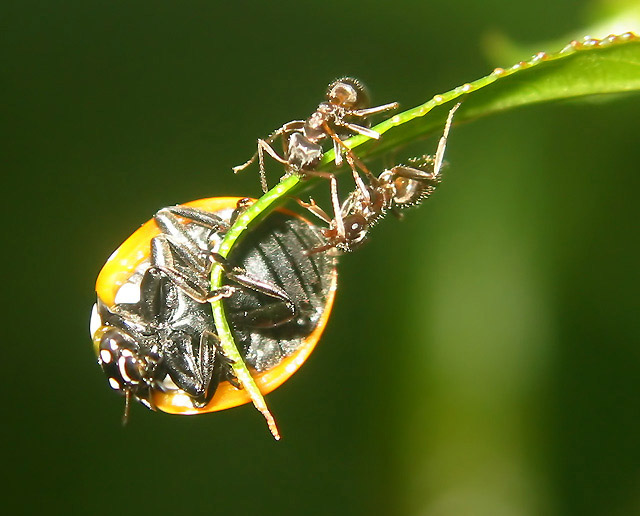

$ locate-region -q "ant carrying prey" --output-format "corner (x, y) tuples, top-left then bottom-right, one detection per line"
(233, 78), (399, 192)
(299, 103), (461, 254)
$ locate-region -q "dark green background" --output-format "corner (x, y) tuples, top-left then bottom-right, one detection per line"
(4, 1), (638, 515)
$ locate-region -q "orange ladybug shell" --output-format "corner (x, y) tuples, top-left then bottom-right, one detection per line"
(95, 197), (337, 414)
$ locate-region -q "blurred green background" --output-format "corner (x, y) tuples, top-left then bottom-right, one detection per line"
(4, 1), (639, 515)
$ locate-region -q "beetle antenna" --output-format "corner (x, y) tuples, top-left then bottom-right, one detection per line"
(121, 391), (131, 426)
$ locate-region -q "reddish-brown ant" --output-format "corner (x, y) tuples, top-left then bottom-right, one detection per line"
(299, 103), (461, 254)
(233, 77), (399, 192)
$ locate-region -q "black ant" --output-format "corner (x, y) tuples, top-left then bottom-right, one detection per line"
(233, 77), (399, 192)
(299, 103), (461, 254)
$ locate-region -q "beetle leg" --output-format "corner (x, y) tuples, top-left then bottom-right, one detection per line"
(154, 210), (210, 269)
(136, 266), (179, 322)
(226, 269), (295, 315)
(152, 235), (209, 290)
(150, 255), (235, 304)
(211, 339), (241, 388)
(163, 330), (217, 408)
(153, 234), (204, 276)
(160, 206), (230, 232)
(229, 299), (314, 329)
(208, 252), (295, 314)
(160, 265), (236, 304)
(154, 207), (297, 310)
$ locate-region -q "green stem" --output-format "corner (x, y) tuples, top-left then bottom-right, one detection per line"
(209, 175), (300, 440)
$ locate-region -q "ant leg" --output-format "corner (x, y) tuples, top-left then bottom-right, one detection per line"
(328, 174), (345, 239)
(232, 121), (304, 173)
(295, 197), (332, 224)
(334, 102), (399, 140)
(233, 120), (305, 192)
(323, 123), (378, 186)
(305, 242), (336, 256)
(295, 171), (344, 249)
(350, 101), (399, 118)
(339, 122), (381, 140)
(257, 138), (290, 193)
(294, 168), (350, 228)
(389, 102), (461, 182)
(349, 166), (372, 204)
(389, 164), (438, 182)
(332, 139), (343, 166)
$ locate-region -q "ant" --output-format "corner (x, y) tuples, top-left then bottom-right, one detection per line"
(233, 77), (399, 193)
(299, 103), (461, 254)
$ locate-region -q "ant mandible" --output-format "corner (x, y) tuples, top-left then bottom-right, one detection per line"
(299, 103), (461, 254)
(233, 78), (399, 193)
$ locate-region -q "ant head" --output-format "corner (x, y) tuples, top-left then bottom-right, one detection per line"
(326, 77), (369, 109)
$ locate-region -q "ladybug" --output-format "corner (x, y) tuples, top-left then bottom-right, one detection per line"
(91, 197), (337, 417)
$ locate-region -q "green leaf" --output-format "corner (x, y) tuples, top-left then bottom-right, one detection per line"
(334, 32), (640, 161)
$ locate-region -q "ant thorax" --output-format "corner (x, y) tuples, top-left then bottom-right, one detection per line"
(303, 109), (330, 141)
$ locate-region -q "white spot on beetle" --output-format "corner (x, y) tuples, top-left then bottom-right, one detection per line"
(100, 349), (112, 364)
(108, 378), (120, 390)
(118, 357), (133, 383)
